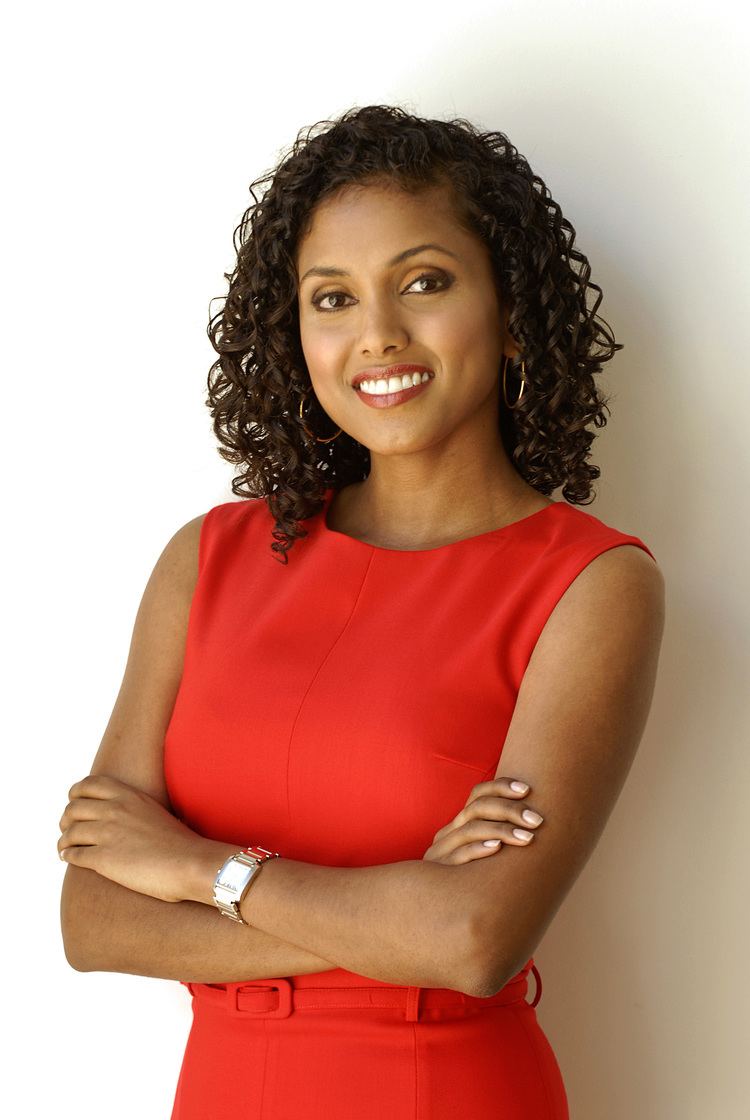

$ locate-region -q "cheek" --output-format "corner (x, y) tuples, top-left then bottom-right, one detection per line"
(299, 322), (346, 374)
(430, 296), (497, 350)
(429, 303), (504, 395)
(462, 302), (505, 369)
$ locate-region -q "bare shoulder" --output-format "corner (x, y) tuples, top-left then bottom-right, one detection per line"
(554, 541), (665, 639)
(153, 511), (207, 596)
(84, 511), (209, 806)
(584, 540), (663, 584)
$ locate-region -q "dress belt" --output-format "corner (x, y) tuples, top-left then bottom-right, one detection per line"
(184, 964), (542, 1022)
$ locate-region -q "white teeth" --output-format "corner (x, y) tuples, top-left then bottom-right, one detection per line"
(358, 371), (431, 395)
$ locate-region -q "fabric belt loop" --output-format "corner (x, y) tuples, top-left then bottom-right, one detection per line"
(404, 985), (422, 1022)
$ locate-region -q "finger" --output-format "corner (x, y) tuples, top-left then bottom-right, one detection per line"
(58, 797), (108, 831)
(465, 777), (531, 807)
(58, 821), (100, 856)
(423, 835), (502, 864)
(67, 775), (125, 801)
(449, 795), (543, 838)
(438, 840), (505, 865)
(426, 818), (537, 864)
(58, 844), (95, 868)
(463, 793), (544, 829)
(451, 835), (550, 865)
(434, 779), (535, 842)
(464, 820), (538, 846)
(454, 819), (538, 855)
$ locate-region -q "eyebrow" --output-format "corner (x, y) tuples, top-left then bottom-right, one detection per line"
(298, 243), (460, 285)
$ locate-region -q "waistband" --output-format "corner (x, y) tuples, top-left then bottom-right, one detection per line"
(184, 964), (542, 1022)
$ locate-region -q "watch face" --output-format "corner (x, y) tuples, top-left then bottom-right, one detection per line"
(217, 858), (254, 893)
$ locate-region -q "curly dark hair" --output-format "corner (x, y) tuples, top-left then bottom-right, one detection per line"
(206, 103), (620, 564)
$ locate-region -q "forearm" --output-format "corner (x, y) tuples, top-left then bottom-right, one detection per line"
(188, 851), (475, 993)
(60, 865), (338, 982)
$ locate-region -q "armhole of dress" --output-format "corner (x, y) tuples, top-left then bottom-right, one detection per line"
(198, 498), (270, 580)
(196, 503), (219, 576)
(195, 501), (236, 577)
(178, 504), (229, 650)
(513, 532), (658, 692)
(556, 534), (658, 610)
(618, 535), (657, 564)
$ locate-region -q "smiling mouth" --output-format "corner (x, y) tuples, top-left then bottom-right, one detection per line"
(353, 371), (434, 409)
(355, 370), (434, 396)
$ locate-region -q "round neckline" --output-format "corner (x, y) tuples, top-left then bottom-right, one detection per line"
(319, 487), (561, 554)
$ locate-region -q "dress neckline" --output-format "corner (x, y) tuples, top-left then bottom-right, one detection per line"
(319, 486), (562, 555)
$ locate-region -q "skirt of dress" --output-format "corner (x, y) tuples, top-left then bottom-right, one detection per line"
(170, 969), (569, 1120)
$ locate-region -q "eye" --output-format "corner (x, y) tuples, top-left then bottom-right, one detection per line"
(313, 291), (350, 312)
(407, 274), (445, 294)
(311, 271), (450, 313)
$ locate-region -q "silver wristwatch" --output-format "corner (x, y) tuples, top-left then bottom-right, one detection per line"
(212, 845), (280, 923)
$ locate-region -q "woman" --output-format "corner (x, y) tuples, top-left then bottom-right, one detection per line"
(58, 105), (665, 1118)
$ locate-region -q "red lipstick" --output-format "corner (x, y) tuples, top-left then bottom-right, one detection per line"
(352, 365), (435, 410)
(351, 364), (434, 389)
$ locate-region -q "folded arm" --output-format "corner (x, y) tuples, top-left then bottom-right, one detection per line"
(458, 545), (666, 996)
(61, 864), (339, 981)
(59, 512), (473, 992)
(183, 843), (474, 991)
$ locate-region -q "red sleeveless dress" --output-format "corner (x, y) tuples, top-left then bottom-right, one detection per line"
(164, 487), (655, 1119)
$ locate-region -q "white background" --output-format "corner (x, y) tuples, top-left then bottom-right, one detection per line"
(3, 1), (748, 1116)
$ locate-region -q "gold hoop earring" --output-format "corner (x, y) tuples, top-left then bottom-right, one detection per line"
(502, 355), (528, 409)
(298, 387), (343, 443)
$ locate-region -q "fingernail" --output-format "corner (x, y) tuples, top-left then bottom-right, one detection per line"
(522, 810), (543, 825)
(483, 840), (501, 848)
(513, 829), (535, 841)
(510, 781), (529, 793)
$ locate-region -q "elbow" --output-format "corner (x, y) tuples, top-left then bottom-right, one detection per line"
(458, 915), (517, 999)
(467, 944), (536, 1000)
(459, 957), (505, 1000)
(428, 865), (509, 997)
(60, 888), (83, 971)
(60, 908), (93, 973)
(61, 936), (91, 973)
(60, 867), (106, 973)
(60, 901), (92, 971)
(470, 967), (511, 1000)
(446, 912), (503, 999)
(462, 952), (515, 1000)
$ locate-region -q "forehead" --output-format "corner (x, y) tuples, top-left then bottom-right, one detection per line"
(296, 181), (468, 267)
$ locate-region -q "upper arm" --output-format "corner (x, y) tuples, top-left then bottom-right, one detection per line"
(459, 544), (666, 997)
(84, 512), (207, 808)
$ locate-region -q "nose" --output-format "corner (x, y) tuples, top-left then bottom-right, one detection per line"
(357, 296), (410, 357)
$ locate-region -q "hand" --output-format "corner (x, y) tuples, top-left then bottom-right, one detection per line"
(422, 776), (544, 865)
(57, 774), (225, 903)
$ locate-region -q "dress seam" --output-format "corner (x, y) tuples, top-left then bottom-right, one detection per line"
(258, 1016), (269, 1119)
(411, 1020), (419, 1119)
(283, 551), (376, 827)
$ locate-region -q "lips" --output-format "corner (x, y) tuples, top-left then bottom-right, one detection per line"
(351, 364), (434, 389)
(354, 374), (434, 410)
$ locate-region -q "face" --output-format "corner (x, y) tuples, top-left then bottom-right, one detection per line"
(295, 179), (520, 460)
